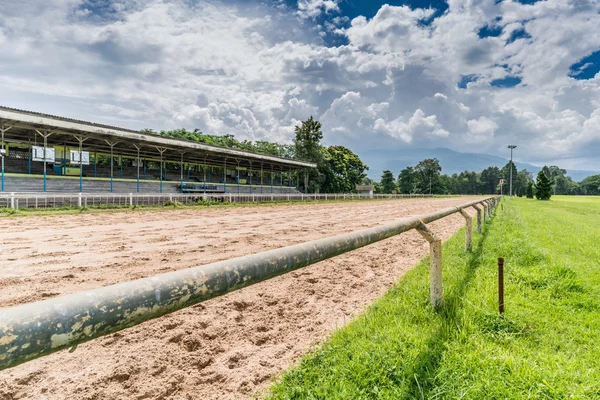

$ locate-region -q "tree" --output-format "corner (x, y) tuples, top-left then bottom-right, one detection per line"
(526, 181), (534, 198)
(534, 170), (553, 200)
(480, 166), (501, 194)
(380, 170), (397, 194)
(293, 116), (326, 193)
(397, 167), (415, 194)
(414, 158), (442, 194)
(321, 146), (368, 193)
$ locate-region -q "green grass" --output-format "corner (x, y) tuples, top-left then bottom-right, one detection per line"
(268, 197), (600, 399)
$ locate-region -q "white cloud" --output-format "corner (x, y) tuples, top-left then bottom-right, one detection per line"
(0, 0), (600, 169)
(297, 0), (341, 20)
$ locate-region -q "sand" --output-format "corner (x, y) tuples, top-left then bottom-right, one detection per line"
(0, 197), (483, 400)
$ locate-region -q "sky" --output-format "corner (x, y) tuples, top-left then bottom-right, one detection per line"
(0, 0), (599, 171)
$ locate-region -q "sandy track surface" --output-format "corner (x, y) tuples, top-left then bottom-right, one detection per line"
(0, 197), (484, 400)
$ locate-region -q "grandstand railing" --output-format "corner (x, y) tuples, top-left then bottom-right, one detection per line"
(0, 192), (436, 209)
(0, 196), (499, 370)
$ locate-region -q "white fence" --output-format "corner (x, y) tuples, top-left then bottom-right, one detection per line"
(0, 192), (435, 210)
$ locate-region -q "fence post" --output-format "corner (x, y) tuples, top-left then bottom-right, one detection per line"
(459, 208), (472, 251)
(498, 257), (504, 315)
(416, 221), (443, 307)
(482, 202), (488, 223)
(78, 193), (82, 208)
(10, 192), (14, 210)
(14, 198), (18, 211)
(473, 204), (482, 233)
(129, 193), (133, 207)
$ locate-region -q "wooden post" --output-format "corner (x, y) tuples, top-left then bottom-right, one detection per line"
(416, 222), (443, 307)
(459, 209), (472, 251)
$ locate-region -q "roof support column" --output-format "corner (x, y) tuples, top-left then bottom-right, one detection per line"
(249, 161), (253, 194)
(179, 152), (185, 192)
(223, 158), (227, 193)
(271, 165), (274, 194)
(72, 135), (88, 193)
(155, 147), (167, 194)
(280, 167), (283, 194)
(260, 163), (263, 194)
(105, 140), (118, 193)
(35, 130), (53, 192)
(236, 159), (240, 194)
(1, 124), (13, 192)
(133, 144), (141, 193)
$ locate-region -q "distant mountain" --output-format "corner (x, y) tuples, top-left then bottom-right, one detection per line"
(358, 148), (598, 182)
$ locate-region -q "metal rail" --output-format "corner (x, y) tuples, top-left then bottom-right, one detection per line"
(0, 196), (499, 370)
(0, 192), (436, 209)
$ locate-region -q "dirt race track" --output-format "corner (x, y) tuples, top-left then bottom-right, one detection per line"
(0, 197), (485, 400)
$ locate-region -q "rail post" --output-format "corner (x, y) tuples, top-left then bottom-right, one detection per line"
(416, 221), (443, 307)
(472, 204), (482, 233)
(78, 193), (82, 208)
(482, 202), (488, 223)
(129, 193), (133, 207)
(10, 192), (14, 210)
(498, 257), (504, 315)
(459, 208), (472, 251)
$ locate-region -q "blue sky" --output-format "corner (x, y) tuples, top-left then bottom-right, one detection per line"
(0, 0), (599, 171)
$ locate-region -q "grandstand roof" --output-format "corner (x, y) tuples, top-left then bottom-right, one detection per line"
(0, 106), (316, 169)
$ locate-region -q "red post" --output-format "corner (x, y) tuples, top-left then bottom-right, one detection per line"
(498, 257), (504, 315)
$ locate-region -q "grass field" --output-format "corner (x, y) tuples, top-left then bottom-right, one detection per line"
(268, 196), (600, 399)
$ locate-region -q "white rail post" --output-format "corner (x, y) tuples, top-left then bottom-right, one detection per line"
(482, 202), (488, 223)
(10, 192), (14, 210)
(78, 193), (82, 208)
(459, 209), (472, 251)
(473, 204), (482, 233)
(416, 221), (443, 307)
(129, 193), (133, 207)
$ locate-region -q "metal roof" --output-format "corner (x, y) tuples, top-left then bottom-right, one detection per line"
(0, 106), (316, 169)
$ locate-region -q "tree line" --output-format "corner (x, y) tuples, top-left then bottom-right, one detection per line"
(369, 159), (600, 196)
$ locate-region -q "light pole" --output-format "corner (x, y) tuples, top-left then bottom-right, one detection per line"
(508, 145), (517, 197)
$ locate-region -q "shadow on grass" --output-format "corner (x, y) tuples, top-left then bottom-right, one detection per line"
(407, 211), (497, 399)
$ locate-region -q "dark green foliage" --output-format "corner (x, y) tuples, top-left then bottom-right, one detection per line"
(321, 146), (368, 193)
(534, 170), (553, 200)
(380, 170), (396, 194)
(526, 181), (534, 198)
(397, 167), (415, 193)
(480, 166), (501, 194)
(414, 158), (442, 194)
(293, 116), (326, 193)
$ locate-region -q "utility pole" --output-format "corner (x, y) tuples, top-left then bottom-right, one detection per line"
(508, 145), (517, 197)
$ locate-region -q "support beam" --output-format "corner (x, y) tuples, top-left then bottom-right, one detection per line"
(105, 140), (118, 193)
(416, 221), (443, 307)
(35, 130), (53, 192)
(472, 204), (482, 233)
(72, 135), (88, 193)
(0, 124), (12, 192)
(155, 147), (167, 193)
(133, 144), (142, 193)
(459, 209), (472, 251)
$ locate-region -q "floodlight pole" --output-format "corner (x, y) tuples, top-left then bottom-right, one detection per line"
(1, 124), (12, 192)
(508, 145), (517, 197)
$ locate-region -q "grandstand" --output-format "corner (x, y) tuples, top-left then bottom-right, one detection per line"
(0, 106), (316, 194)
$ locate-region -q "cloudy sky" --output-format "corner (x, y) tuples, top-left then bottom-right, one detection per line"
(0, 0), (599, 170)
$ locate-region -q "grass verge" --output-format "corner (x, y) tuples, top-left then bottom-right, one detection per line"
(268, 197), (600, 399)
